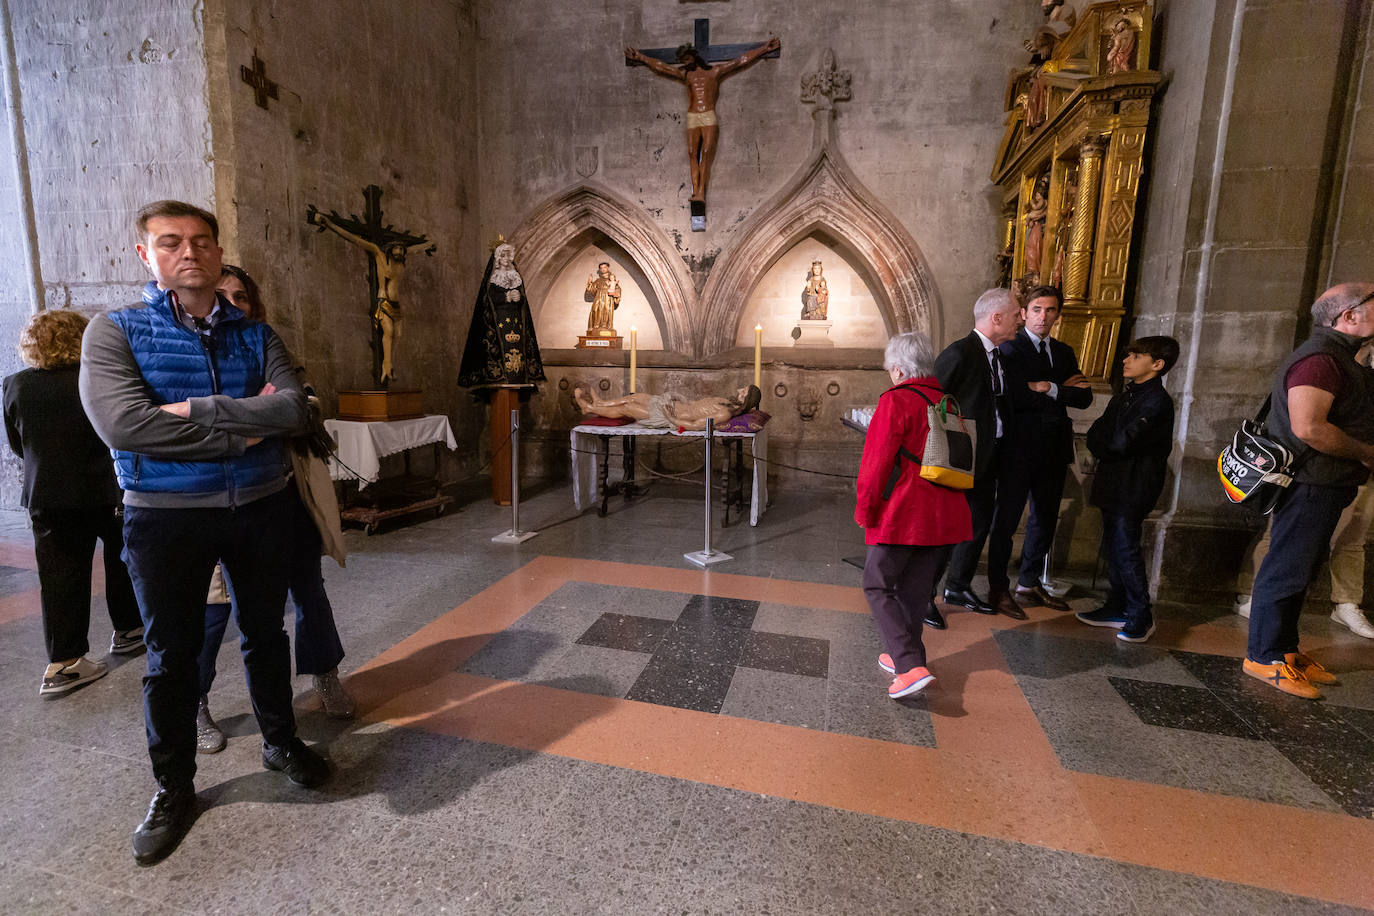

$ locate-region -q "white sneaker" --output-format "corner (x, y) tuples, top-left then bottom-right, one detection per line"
(1233, 594), (1252, 619)
(39, 656), (108, 696)
(1332, 603), (1374, 639)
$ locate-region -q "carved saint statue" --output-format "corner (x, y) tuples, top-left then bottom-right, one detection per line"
(457, 242), (546, 390)
(1041, 0), (1077, 32)
(308, 205), (433, 386)
(574, 384), (762, 431)
(1106, 18), (1138, 73)
(1051, 173), (1076, 288)
(625, 36), (781, 205)
(584, 262), (622, 337)
(800, 260), (829, 320)
(1023, 176), (1050, 279)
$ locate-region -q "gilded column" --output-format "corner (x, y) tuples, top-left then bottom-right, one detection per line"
(1062, 135), (1108, 308)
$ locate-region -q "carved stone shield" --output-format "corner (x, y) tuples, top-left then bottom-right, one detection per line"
(575, 146), (599, 179)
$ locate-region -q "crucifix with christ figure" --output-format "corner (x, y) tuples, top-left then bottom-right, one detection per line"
(626, 19), (780, 231)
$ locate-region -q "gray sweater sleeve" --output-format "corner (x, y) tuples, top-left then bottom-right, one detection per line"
(185, 327), (308, 437)
(79, 313), (249, 460)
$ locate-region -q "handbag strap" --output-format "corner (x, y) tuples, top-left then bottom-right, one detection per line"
(1253, 394), (1273, 424)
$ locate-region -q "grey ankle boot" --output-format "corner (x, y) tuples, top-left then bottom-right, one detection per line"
(196, 696), (226, 754)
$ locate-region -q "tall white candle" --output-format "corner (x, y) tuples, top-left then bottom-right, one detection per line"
(753, 324), (763, 387)
(629, 327), (638, 393)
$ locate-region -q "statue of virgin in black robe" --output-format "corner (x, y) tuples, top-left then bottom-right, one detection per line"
(458, 243), (545, 390)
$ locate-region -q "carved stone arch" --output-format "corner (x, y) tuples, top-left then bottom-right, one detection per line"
(700, 145), (942, 355)
(510, 183), (696, 354)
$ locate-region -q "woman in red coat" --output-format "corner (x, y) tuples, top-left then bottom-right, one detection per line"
(856, 332), (972, 698)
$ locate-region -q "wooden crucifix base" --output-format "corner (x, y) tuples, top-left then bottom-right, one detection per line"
(337, 388), (424, 422)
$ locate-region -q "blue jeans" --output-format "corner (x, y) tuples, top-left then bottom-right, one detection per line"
(198, 493), (345, 694)
(1248, 481), (1355, 662)
(1099, 512), (1151, 627)
(123, 487), (297, 787)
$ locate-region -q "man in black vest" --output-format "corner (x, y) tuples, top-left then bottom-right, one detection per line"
(989, 286), (1093, 610)
(935, 287), (1027, 621)
(1245, 282), (1374, 699)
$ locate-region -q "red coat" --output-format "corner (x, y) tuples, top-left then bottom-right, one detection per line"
(854, 377), (973, 546)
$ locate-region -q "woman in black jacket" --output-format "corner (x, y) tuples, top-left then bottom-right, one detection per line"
(3, 310), (144, 696)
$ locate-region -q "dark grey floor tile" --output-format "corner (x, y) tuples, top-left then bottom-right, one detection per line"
(626, 657), (736, 713)
(1333, 703), (1374, 741)
(656, 621), (751, 667)
(721, 667), (827, 729)
(996, 629), (1199, 685)
(574, 611), (672, 653)
(677, 593), (759, 629)
(1214, 683), (1368, 747)
(1171, 648), (1253, 692)
(1108, 676), (1260, 738)
(1272, 741), (1374, 818)
(739, 630), (829, 678)
(825, 679), (935, 746)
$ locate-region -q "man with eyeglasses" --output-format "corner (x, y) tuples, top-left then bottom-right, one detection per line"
(1242, 282), (1374, 699)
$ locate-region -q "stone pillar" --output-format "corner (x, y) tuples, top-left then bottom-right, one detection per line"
(1062, 135), (1108, 308)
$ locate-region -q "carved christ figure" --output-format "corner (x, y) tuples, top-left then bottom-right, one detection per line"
(574, 384), (762, 431)
(309, 209), (431, 385)
(625, 36), (781, 204)
(584, 262), (622, 336)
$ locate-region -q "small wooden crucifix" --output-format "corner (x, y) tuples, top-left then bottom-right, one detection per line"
(240, 50), (278, 110)
(306, 186), (435, 387)
(626, 19), (780, 231)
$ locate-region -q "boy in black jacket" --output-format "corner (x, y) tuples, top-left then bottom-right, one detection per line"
(1076, 336), (1180, 642)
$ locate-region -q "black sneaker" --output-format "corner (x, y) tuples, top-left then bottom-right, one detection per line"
(262, 738), (331, 788)
(132, 784), (196, 866)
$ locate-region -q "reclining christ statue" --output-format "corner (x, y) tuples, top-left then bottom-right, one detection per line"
(574, 385), (762, 430)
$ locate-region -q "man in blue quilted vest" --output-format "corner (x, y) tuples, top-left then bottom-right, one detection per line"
(80, 200), (330, 866)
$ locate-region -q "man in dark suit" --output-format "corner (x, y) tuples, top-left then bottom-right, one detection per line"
(934, 287), (1026, 620)
(990, 286), (1094, 610)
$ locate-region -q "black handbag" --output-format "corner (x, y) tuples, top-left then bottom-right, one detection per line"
(1218, 395), (1303, 515)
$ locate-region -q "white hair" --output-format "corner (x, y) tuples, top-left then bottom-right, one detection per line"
(973, 287), (1018, 322)
(884, 331), (936, 379)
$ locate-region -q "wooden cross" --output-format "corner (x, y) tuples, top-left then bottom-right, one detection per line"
(630, 18), (779, 67)
(240, 50), (278, 110)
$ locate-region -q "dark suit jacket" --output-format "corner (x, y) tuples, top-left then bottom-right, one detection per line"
(998, 330), (1094, 466)
(3, 366), (121, 510)
(935, 331), (1000, 481)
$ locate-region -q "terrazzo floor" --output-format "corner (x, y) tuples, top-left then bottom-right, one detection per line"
(2, 478), (1372, 914)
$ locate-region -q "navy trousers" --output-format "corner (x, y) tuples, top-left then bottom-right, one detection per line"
(198, 492), (345, 694)
(863, 543), (951, 673)
(989, 456), (1068, 590)
(1248, 481), (1355, 662)
(1099, 512), (1151, 627)
(30, 505), (142, 662)
(123, 487), (298, 787)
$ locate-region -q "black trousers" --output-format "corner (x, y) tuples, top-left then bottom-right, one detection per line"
(863, 543), (951, 673)
(989, 457), (1068, 590)
(30, 505), (142, 663)
(122, 487), (298, 788)
(945, 439), (1001, 593)
(1248, 481), (1355, 662)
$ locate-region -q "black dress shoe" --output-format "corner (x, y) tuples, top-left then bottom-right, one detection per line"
(132, 784), (195, 866)
(943, 588), (994, 614)
(988, 588), (1029, 620)
(1015, 583), (1071, 612)
(923, 601), (947, 630)
(262, 738), (331, 788)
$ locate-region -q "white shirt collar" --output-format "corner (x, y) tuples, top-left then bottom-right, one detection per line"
(973, 328), (997, 353)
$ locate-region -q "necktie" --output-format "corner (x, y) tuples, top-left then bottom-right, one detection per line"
(990, 348), (1004, 396)
(1039, 339), (1052, 372)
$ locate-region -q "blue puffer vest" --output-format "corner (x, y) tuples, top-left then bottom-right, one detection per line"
(107, 282), (288, 498)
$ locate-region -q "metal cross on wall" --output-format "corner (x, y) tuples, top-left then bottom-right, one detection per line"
(240, 50), (278, 110)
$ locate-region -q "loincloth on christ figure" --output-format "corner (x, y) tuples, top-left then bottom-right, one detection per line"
(640, 395), (678, 429)
(373, 297), (400, 322)
(686, 110), (719, 129)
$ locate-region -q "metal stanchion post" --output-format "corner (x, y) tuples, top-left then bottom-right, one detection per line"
(493, 408), (538, 544)
(685, 417), (731, 567)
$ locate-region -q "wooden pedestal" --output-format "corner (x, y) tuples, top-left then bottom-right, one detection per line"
(576, 335), (622, 350)
(489, 386), (520, 505)
(337, 388), (423, 421)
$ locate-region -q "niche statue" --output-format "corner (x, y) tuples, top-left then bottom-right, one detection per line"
(800, 260), (829, 320)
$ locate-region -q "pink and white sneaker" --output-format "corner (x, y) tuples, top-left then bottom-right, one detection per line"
(888, 667), (935, 699)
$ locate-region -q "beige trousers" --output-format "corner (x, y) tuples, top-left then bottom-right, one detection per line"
(1236, 479), (1374, 604)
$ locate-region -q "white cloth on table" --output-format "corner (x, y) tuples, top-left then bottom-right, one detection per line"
(570, 423), (769, 526)
(324, 415), (457, 487)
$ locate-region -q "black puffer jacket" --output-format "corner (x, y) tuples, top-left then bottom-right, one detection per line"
(1087, 376), (1174, 517)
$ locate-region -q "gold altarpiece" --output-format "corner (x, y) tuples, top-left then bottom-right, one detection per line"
(991, 0), (1161, 381)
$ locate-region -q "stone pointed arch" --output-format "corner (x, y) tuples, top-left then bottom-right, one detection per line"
(700, 143), (942, 355)
(510, 183), (696, 354)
